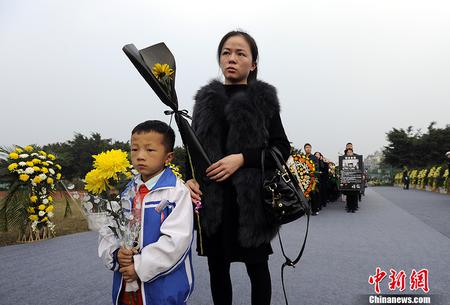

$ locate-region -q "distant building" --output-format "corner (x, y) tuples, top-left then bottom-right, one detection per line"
(364, 150), (384, 171)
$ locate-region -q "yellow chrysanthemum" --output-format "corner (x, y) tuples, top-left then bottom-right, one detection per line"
(30, 195), (38, 203)
(33, 176), (42, 184)
(56, 173), (62, 180)
(152, 63), (174, 80)
(55, 164), (62, 170)
(8, 163), (18, 171)
(15, 148), (23, 154)
(42, 161), (49, 167)
(48, 154), (56, 160)
(32, 158), (41, 164)
(46, 205), (54, 212)
(38, 204), (46, 211)
(39, 151), (47, 157)
(41, 216), (49, 222)
(26, 161), (34, 167)
(19, 174), (30, 182)
(93, 149), (131, 180)
(24, 145), (34, 152)
(48, 196), (53, 202)
(29, 215), (38, 221)
(41, 167), (49, 174)
(27, 207), (35, 213)
(47, 177), (54, 185)
(33, 166), (40, 172)
(9, 152), (19, 159)
(84, 169), (107, 195)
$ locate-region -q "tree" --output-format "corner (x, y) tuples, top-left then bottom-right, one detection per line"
(382, 123), (450, 168)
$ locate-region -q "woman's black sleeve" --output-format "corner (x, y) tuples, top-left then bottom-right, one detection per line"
(241, 112), (290, 168)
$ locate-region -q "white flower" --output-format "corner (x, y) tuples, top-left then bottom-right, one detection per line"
(49, 168), (55, 175)
(31, 153), (38, 157)
(25, 167), (35, 174)
(41, 187), (47, 195)
(39, 155), (46, 160)
(19, 162), (27, 166)
(17, 169), (24, 174)
(42, 199), (49, 204)
(39, 174), (47, 180)
(48, 212), (54, 218)
(31, 221), (38, 232)
(38, 211), (46, 217)
(47, 161), (54, 165)
(19, 154), (29, 158)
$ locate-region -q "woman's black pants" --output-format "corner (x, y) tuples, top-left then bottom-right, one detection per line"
(207, 256), (272, 305)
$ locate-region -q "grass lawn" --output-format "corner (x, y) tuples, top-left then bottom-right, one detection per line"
(0, 199), (88, 247)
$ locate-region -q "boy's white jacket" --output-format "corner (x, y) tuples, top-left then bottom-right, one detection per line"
(98, 167), (194, 305)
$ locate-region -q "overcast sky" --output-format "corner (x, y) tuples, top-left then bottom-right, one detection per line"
(1, 0), (449, 162)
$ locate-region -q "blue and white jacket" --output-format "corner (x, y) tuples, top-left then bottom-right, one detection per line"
(98, 167), (194, 305)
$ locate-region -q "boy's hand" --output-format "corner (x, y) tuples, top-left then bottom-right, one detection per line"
(118, 247), (135, 267)
(119, 264), (138, 282)
(185, 179), (202, 202)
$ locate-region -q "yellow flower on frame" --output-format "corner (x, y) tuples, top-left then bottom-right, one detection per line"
(38, 204), (46, 211)
(56, 173), (62, 180)
(41, 167), (49, 174)
(38, 151), (47, 157)
(26, 161), (34, 167)
(48, 154), (56, 160)
(46, 205), (54, 213)
(29, 215), (38, 221)
(32, 158), (41, 164)
(42, 162), (49, 167)
(8, 163), (18, 171)
(48, 196), (53, 202)
(27, 207), (35, 213)
(30, 195), (38, 203)
(33, 166), (40, 172)
(9, 152), (19, 159)
(41, 216), (49, 222)
(24, 145), (34, 152)
(15, 148), (23, 154)
(47, 177), (54, 185)
(33, 176), (42, 184)
(152, 63), (174, 80)
(55, 164), (62, 170)
(19, 174), (30, 182)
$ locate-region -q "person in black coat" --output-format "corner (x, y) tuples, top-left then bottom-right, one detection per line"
(305, 143), (321, 215)
(315, 152), (329, 207)
(185, 30), (290, 305)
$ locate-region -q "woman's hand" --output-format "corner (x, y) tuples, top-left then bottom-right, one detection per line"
(206, 154), (244, 182)
(186, 179), (203, 202)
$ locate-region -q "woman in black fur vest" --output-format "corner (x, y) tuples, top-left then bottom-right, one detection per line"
(185, 30), (290, 305)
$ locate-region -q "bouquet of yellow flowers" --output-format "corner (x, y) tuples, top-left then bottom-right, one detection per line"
(0, 145), (63, 241)
(288, 154), (317, 198)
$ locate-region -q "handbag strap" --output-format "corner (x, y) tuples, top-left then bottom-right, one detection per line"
(261, 147), (311, 305)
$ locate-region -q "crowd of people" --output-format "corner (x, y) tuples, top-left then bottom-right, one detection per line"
(303, 142), (366, 216)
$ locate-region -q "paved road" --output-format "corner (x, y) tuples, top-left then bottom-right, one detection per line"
(0, 187), (449, 305)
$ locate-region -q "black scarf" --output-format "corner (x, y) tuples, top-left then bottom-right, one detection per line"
(192, 80), (280, 247)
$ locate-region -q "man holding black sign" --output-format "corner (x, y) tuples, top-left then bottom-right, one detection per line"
(339, 146), (363, 213)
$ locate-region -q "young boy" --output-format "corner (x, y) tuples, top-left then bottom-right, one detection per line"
(98, 120), (194, 305)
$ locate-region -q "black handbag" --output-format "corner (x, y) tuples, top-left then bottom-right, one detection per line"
(261, 147), (310, 224)
(261, 146), (311, 305)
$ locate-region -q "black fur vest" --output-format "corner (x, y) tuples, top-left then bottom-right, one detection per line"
(192, 80), (280, 248)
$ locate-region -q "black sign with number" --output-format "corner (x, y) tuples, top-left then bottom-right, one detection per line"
(339, 155), (363, 191)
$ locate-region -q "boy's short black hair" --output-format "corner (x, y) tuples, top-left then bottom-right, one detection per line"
(132, 120), (175, 152)
(304, 143), (311, 149)
(346, 142), (353, 146)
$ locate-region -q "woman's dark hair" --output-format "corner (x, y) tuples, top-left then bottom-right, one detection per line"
(217, 30), (259, 82)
